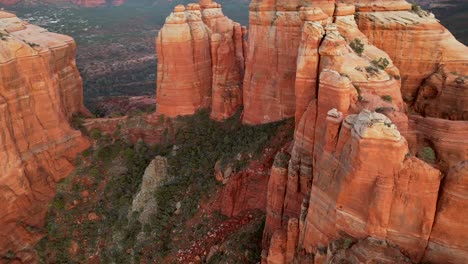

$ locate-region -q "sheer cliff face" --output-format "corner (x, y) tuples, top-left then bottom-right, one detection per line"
(152, 0), (468, 262)
(0, 11), (89, 262)
(156, 2), (245, 120)
(356, 9), (468, 115)
(241, 1), (467, 263)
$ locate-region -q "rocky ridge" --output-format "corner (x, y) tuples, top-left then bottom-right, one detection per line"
(156, 0), (468, 263)
(0, 11), (89, 262)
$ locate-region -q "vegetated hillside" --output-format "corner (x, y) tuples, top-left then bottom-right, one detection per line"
(5, 0), (249, 113)
(36, 110), (293, 263)
(411, 0), (468, 44)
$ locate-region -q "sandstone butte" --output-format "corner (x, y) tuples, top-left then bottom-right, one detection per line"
(0, 0), (125, 7)
(0, 11), (89, 263)
(156, 0), (468, 263)
(156, 1), (246, 120)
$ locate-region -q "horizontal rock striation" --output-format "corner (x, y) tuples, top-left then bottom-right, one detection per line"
(0, 11), (89, 262)
(238, 1), (468, 263)
(156, 1), (246, 120)
(355, 8), (468, 117)
(153, 0), (468, 263)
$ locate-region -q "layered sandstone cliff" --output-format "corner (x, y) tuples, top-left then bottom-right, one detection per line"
(153, 0), (468, 263)
(254, 1), (468, 263)
(355, 6), (468, 117)
(0, 11), (89, 262)
(156, 2), (245, 120)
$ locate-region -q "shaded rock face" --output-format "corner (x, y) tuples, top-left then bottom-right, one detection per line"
(0, 11), (89, 262)
(328, 237), (413, 264)
(424, 161), (468, 263)
(156, 2), (246, 120)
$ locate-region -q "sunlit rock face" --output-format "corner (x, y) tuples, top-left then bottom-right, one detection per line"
(156, 5), (213, 117)
(355, 9), (468, 108)
(0, 11), (90, 262)
(238, 1), (468, 263)
(156, 1), (246, 120)
(154, 0), (467, 261)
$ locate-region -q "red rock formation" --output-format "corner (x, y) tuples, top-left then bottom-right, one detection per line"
(355, 8), (468, 107)
(346, 0), (411, 12)
(0, 11), (89, 262)
(414, 65), (467, 120)
(423, 161), (468, 263)
(242, 0), (304, 124)
(199, 0), (245, 120)
(0, 0), (19, 5)
(156, 5), (212, 117)
(153, 1), (468, 263)
(329, 238), (412, 264)
(294, 7), (326, 127)
(156, 2), (246, 120)
(263, 152), (289, 247)
(406, 115), (468, 170)
(266, 230), (287, 264)
(254, 2), (467, 262)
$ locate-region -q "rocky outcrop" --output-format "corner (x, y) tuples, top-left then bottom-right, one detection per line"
(414, 65), (467, 120)
(153, 1), (467, 263)
(242, 0), (304, 124)
(156, 1), (245, 120)
(406, 115), (468, 171)
(200, 0), (246, 120)
(355, 7), (468, 112)
(245, 1), (467, 263)
(263, 152), (289, 248)
(156, 4), (212, 117)
(328, 237), (412, 264)
(423, 161), (468, 263)
(130, 156), (170, 225)
(0, 11), (89, 262)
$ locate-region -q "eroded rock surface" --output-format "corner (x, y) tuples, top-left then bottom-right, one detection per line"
(0, 11), (89, 262)
(130, 156), (170, 225)
(156, 1), (245, 120)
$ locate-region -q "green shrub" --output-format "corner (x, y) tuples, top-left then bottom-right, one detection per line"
(371, 58), (390, 70)
(350, 38), (364, 56)
(89, 128), (102, 140)
(375, 107), (395, 113)
(343, 238), (353, 249)
(418, 147), (436, 163)
(353, 83), (363, 101)
(27, 41), (40, 48)
(0, 32), (9, 41)
(403, 96), (414, 103)
(381, 95), (392, 102)
(38, 108), (291, 263)
(273, 152), (291, 168)
(411, 4), (427, 17)
(365, 66), (379, 74)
